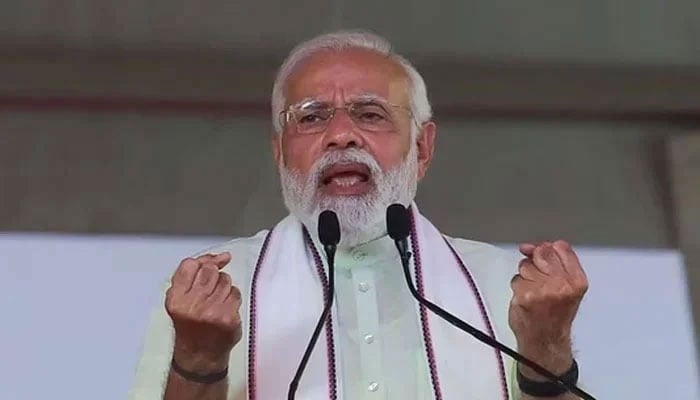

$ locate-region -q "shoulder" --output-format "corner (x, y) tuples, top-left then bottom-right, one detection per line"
(443, 236), (519, 340)
(443, 236), (521, 296)
(192, 229), (270, 260)
(151, 230), (271, 297)
(444, 236), (520, 275)
(190, 229), (270, 280)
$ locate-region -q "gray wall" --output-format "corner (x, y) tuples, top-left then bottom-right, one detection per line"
(1, 0), (699, 65)
(0, 111), (676, 248)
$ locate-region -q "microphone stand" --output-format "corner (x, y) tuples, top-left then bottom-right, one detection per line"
(288, 212), (339, 400)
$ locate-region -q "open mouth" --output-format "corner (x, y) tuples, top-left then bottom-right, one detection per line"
(319, 163), (372, 194)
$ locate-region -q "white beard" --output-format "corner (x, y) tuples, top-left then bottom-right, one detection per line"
(279, 143), (418, 249)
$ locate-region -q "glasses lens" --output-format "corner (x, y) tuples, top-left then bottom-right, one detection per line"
(349, 102), (395, 132)
(294, 105), (332, 134)
(285, 101), (404, 134)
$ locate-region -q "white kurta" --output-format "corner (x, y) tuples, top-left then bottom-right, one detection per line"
(127, 213), (523, 400)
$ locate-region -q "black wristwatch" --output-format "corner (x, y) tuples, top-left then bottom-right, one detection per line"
(517, 359), (579, 397)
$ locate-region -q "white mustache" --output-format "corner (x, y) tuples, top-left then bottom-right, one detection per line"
(309, 149), (382, 187)
(279, 141), (419, 248)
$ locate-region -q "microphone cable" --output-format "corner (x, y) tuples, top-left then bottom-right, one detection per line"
(386, 204), (596, 400)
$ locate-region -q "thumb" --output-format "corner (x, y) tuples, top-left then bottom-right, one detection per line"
(519, 243), (536, 257)
(212, 252), (232, 269)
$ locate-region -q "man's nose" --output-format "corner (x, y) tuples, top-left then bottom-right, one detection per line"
(321, 109), (365, 150)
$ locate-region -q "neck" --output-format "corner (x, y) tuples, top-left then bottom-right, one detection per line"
(299, 214), (386, 251)
(338, 220), (386, 249)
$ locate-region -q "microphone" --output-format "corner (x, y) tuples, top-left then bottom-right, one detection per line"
(288, 210), (340, 400)
(387, 204), (411, 263)
(385, 204), (596, 400)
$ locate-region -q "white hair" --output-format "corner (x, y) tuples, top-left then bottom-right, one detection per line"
(271, 30), (433, 135)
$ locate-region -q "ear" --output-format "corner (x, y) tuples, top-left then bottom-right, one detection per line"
(416, 121), (436, 181)
(271, 132), (283, 167)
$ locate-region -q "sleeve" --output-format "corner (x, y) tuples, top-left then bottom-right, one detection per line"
(126, 283), (174, 400)
(509, 358), (523, 399)
(473, 243), (523, 399)
(124, 235), (263, 400)
(488, 247), (522, 400)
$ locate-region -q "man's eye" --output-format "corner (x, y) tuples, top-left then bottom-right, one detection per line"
(298, 112), (328, 124)
(357, 111), (386, 122)
(354, 105), (390, 122)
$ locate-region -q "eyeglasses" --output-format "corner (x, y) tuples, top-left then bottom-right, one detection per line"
(280, 99), (414, 135)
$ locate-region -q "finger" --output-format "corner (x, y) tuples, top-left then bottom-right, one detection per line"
(530, 243), (551, 274)
(194, 254), (217, 266)
(518, 258), (544, 281)
(196, 252), (231, 268)
(532, 243), (566, 275)
(223, 286), (243, 318)
(552, 240), (586, 280)
(211, 252), (232, 269)
(519, 243), (536, 257)
(171, 258), (201, 293)
(226, 284), (242, 303)
(509, 273), (521, 289)
(209, 272), (233, 302)
(509, 274), (530, 304)
(219, 296), (243, 337)
(195, 253), (215, 262)
(510, 273), (531, 292)
(509, 274), (542, 311)
(192, 262), (220, 295)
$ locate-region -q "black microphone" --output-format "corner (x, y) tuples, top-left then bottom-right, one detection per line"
(288, 210), (340, 400)
(385, 204), (596, 400)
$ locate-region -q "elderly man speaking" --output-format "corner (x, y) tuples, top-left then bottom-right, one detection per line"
(128, 31), (590, 400)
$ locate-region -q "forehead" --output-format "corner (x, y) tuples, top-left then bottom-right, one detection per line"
(284, 48), (410, 105)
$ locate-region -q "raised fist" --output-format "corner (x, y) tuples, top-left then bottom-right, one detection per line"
(165, 252), (241, 373)
(509, 240), (588, 374)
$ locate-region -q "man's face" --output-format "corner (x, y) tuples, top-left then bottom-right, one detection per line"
(273, 48), (435, 247)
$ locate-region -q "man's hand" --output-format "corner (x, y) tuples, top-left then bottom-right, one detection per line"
(165, 252), (241, 374)
(509, 240), (588, 379)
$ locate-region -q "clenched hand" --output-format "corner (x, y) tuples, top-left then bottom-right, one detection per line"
(165, 252), (241, 373)
(509, 240), (588, 376)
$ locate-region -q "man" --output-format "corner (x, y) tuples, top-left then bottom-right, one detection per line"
(128, 30), (589, 400)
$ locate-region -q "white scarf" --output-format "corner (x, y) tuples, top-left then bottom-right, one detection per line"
(245, 205), (510, 399)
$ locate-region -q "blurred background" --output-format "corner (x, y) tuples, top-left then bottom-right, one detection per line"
(1, 0), (700, 398)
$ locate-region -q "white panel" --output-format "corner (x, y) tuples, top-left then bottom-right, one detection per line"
(559, 247), (699, 398)
(0, 233), (217, 400)
(0, 233), (698, 399)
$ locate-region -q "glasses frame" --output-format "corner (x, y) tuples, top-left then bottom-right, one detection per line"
(279, 99), (420, 135)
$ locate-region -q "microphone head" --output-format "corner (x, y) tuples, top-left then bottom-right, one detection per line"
(386, 204), (410, 241)
(318, 210), (341, 247)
